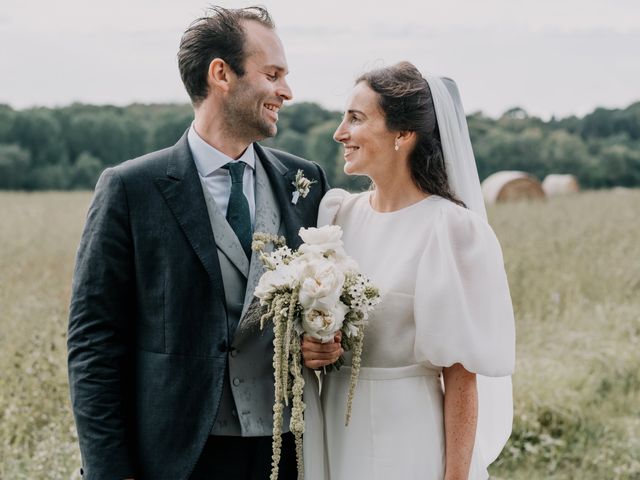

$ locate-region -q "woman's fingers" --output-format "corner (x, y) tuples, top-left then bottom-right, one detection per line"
(301, 335), (343, 368)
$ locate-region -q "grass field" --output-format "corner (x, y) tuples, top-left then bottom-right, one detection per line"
(1, 189), (639, 479)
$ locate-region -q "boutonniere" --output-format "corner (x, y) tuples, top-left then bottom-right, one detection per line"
(291, 169), (316, 205)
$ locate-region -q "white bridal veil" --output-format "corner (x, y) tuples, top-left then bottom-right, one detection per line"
(425, 75), (515, 469)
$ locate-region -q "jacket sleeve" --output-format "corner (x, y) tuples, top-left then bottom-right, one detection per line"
(67, 167), (136, 479)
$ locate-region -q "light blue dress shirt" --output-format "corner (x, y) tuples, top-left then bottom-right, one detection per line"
(187, 124), (256, 227)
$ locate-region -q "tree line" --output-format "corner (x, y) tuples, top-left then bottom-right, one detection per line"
(0, 100), (639, 190)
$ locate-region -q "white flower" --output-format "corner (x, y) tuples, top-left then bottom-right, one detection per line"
(301, 302), (348, 342)
(296, 256), (345, 311)
(298, 225), (360, 272)
(254, 264), (299, 301)
(298, 225), (345, 255)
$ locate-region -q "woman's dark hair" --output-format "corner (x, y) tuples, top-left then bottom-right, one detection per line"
(177, 6), (274, 106)
(357, 61), (465, 207)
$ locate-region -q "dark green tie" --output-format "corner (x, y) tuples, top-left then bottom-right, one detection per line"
(224, 161), (252, 258)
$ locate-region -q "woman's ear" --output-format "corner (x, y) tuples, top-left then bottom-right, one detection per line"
(395, 131), (417, 151)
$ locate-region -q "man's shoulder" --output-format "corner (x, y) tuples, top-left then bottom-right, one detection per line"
(111, 144), (176, 180)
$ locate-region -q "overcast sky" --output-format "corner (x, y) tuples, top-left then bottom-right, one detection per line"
(1, 0), (639, 118)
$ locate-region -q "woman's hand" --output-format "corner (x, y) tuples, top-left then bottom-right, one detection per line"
(301, 332), (343, 369)
(442, 363), (478, 480)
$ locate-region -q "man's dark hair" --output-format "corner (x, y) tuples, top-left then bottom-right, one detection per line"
(177, 6), (275, 106)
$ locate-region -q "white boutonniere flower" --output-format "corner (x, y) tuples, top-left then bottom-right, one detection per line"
(291, 169), (315, 204)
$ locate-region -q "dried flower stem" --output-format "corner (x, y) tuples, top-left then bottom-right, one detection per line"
(269, 289), (307, 480)
(289, 332), (305, 478)
(345, 331), (365, 427)
(269, 293), (288, 480)
(282, 290), (297, 406)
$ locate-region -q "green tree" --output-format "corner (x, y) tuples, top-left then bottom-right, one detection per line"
(617, 102), (640, 140)
(582, 107), (611, 138)
(0, 105), (16, 143)
(11, 109), (68, 169)
(467, 112), (495, 141)
(593, 142), (640, 187)
(305, 120), (341, 185)
(66, 111), (146, 166)
(497, 107), (545, 134)
(71, 152), (104, 189)
(149, 110), (193, 150)
(473, 127), (546, 180)
(540, 130), (598, 185)
(2, 99), (640, 191)
(30, 164), (71, 189)
(272, 129), (307, 158)
(279, 102), (339, 134)
(0, 144), (31, 189)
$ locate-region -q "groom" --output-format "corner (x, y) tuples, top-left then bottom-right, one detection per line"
(67, 6), (329, 480)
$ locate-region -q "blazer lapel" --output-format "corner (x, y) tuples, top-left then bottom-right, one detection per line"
(239, 154), (282, 322)
(255, 144), (304, 249)
(154, 131), (226, 300)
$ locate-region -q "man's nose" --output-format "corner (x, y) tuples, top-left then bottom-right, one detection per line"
(277, 79), (293, 101)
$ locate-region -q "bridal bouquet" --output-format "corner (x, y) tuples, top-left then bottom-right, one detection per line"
(252, 225), (381, 480)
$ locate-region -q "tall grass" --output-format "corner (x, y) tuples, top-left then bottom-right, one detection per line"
(0, 192), (90, 479)
(488, 189), (640, 479)
(0, 189), (638, 479)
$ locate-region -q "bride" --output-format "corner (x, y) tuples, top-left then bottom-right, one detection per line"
(300, 62), (515, 479)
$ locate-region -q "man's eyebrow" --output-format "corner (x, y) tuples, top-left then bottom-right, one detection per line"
(347, 109), (366, 117)
(265, 65), (289, 74)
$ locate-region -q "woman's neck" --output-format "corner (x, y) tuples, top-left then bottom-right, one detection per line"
(369, 173), (428, 212)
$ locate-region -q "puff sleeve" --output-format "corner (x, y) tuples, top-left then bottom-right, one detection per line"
(414, 204), (516, 468)
(414, 204), (515, 376)
(317, 188), (351, 227)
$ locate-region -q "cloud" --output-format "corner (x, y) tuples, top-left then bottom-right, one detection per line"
(2, 0), (639, 117)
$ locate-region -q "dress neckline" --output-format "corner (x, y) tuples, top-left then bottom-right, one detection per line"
(363, 191), (440, 215)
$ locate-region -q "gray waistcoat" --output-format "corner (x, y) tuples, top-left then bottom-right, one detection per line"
(199, 155), (290, 436)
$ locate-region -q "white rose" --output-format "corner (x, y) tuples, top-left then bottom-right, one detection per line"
(302, 302), (348, 342)
(254, 264), (299, 301)
(298, 225), (344, 255)
(297, 257), (345, 310)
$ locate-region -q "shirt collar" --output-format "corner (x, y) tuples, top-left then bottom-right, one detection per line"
(188, 123), (255, 177)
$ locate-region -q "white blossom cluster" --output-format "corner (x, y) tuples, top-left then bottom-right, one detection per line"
(259, 245), (294, 270)
(344, 273), (381, 323)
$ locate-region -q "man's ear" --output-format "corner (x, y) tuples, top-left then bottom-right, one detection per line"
(207, 58), (233, 93)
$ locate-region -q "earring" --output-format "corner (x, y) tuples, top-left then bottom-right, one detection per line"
(394, 141), (399, 151)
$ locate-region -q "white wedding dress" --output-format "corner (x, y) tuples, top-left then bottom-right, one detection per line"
(303, 188), (515, 480)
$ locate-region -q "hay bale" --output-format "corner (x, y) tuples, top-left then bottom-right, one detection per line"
(542, 174), (580, 196)
(482, 171), (546, 204)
